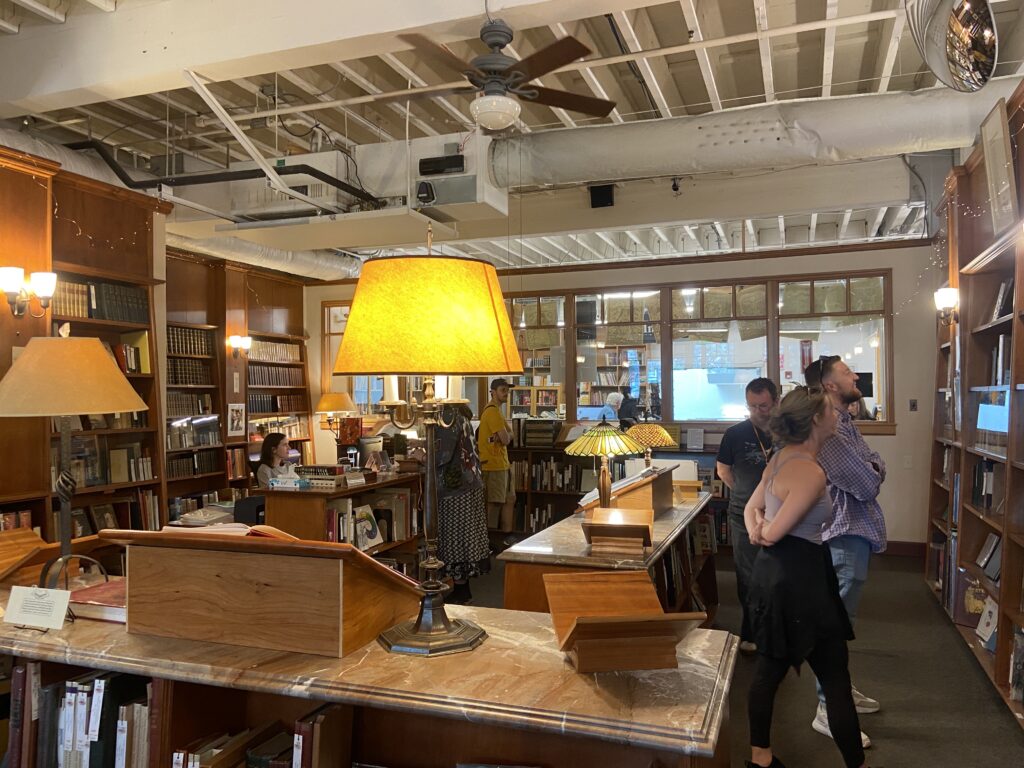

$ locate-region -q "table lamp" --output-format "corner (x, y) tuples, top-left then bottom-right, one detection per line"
(334, 247), (522, 656)
(565, 420), (645, 508)
(0, 336), (148, 586)
(316, 391), (359, 463)
(626, 423), (676, 466)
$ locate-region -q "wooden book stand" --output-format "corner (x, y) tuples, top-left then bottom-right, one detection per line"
(581, 507), (653, 557)
(673, 479), (704, 500)
(543, 571), (705, 674)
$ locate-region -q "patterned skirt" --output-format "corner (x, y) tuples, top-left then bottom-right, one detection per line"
(437, 486), (492, 582)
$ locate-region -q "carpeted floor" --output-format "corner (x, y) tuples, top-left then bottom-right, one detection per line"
(469, 550), (1024, 767)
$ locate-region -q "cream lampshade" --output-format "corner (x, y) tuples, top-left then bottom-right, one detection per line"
(565, 421), (645, 508)
(315, 392), (357, 415)
(333, 254), (522, 657)
(0, 336), (148, 585)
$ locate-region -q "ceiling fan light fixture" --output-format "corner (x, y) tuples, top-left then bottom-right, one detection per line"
(470, 93), (521, 130)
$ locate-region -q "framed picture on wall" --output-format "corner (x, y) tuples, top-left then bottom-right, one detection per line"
(227, 403), (246, 437)
(980, 98), (1019, 236)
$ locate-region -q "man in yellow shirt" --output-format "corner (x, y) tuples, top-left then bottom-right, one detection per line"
(478, 378), (515, 533)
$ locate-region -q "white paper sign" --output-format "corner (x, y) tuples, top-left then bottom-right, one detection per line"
(4, 586), (70, 630)
(345, 474), (366, 487)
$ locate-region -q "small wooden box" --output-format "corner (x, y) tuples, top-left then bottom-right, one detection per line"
(581, 508), (654, 557)
(673, 479), (704, 500)
(543, 571), (705, 674)
(99, 531), (422, 658)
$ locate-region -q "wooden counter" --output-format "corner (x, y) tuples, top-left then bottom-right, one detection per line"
(0, 596), (736, 767)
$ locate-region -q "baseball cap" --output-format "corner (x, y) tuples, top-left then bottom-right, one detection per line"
(490, 378), (510, 391)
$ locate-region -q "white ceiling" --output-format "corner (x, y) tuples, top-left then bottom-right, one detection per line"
(5, 0), (1018, 268)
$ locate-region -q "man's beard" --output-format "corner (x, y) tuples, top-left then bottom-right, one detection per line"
(840, 388), (862, 405)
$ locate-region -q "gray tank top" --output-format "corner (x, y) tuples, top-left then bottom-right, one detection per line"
(763, 453), (833, 544)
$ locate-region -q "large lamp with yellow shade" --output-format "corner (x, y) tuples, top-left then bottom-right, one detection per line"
(334, 248), (522, 655)
(565, 420), (645, 508)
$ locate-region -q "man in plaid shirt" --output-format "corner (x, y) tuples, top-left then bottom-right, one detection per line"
(804, 354), (886, 750)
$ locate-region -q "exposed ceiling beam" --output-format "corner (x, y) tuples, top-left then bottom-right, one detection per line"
(839, 209), (853, 239)
(822, 0), (839, 97)
(83, 0), (116, 10)
(71, 105), (212, 165)
(653, 227), (672, 248)
(379, 52), (474, 131)
(869, 206), (888, 238)
(612, 10), (672, 117)
(473, 241), (518, 267)
(228, 77), (354, 151)
(10, 0), (63, 23)
(595, 230), (628, 257)
(776, 214), (785, 244)
(809, 212), (818, 241)
(0, 9), (19, 34)
(568, 233), (606, 260)
(679, 0), (722, 111)
(745, 219), (757, 248)
(31, 110), (154, 159)
(328, 62), (438, 136)
(108, 98), (244, 164)
(277, 69), (395, 142)
(624, 229), (649, 254)
(549, 22), (624, 123)
(681, 225), (700, 245)
(519, 239), (561, 264)
(876, 14), (906, 92)
(541, 235), (582, 261)
(752, 0), (776, 102)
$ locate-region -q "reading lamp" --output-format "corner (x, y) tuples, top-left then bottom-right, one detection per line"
(565, 420), (645, 508)
(934, 287), (959, 326)
(334, 246), (522, 656)
(315, 392), (358, 436)
(626, 423), (676, 467)
(0, 336), (148, 586)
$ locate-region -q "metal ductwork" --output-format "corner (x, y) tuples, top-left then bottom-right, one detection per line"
(491, 76), (1023, 188)
(0, 127), (362, 281)
(166, 233), (361, 280)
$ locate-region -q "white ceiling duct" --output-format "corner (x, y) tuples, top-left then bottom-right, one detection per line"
(491, 76), (1022, 188)
(166, 233), (361, 281)
(0, 127), (128, 184)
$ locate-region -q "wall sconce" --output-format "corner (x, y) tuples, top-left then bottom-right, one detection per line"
(228, 335), (252, 358)
(933, 287), (959, 326)
(0, 267), (57, 318)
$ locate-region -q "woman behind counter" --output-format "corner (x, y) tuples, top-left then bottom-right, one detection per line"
(435, 403), (491, 604)
(255, 433), (292, 489)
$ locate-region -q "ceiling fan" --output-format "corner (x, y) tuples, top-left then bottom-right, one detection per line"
(395, 18), (616, 130)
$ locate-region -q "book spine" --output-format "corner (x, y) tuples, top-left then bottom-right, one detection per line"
(9, 665), (26, 768)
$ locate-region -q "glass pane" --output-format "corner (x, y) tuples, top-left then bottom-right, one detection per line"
(632, 290), (661, 321)
(326, 304), (349, 333)
(671, 320), (768, 421)
(736, 284), (767, 317)
(778, 315), (886, 419)
(575, 295), (602, 326)
(672, 288), (701, 319)
(850, 276), (885, 311)
(603, 293), (631, 323)
(538, 296), (565, 326)
(703, 286), (733, 318)
(779, 281), (811, 315)
(814, 279), (847, 313)
(511, 327), (566, 417)
(577, 325), (661, 422)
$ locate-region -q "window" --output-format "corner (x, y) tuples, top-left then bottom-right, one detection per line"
(506, 296), (566, 418)
(322, 302), (382, 415)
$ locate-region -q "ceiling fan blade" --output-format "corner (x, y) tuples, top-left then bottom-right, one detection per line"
(503, 36), (591, 83)
(372, 86), (477, 105)
(525, 86), (616, 118)
(397, 33), (480, 79)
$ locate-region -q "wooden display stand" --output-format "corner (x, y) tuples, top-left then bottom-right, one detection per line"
(581, 507), (653, 556)
(98, 530), (422, 658)
(578, 465), (675, 516)
(674, 479), (704, 500)
(543, 571), (705, 673)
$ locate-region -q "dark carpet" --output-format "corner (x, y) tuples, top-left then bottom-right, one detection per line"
(470, 549), (1024, 767)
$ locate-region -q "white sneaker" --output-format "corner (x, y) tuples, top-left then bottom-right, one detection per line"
(851, 685), (880, 714)
(812, 703), (872, 749)
(739, 640), (757, 654)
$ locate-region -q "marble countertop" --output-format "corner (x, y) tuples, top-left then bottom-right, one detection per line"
(498, 492), (712, 568)
(0, 600), (736, 756)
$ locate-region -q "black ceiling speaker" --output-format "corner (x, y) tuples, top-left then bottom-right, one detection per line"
(589, 184), (614, 209)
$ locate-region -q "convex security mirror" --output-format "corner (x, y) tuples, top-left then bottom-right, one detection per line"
(907, 0), (997, 92)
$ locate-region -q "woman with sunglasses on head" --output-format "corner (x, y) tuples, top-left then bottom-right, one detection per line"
(742, 387), (867, 768)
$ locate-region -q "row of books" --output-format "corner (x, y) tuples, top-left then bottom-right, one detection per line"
(1011, 627), (1024, 702)
(52, 279), (150, 323)
(167, 393), (214, 417)
(686, 513), (718, 559)
(168, 451), (221, 480)
(250, 418), (309, 442)
(248, 364), (303, 387)
(248, 339), (302, 363)
(52, 412), (148, 432)
(7, 664), (151, 768)
(167, 417), (222, 451)
(167, 326), (214, 357)
(988, 334), (1012, 386)
(518, 419), (561, 448)
(50, 492), (159, 541)
(326, 488), (416, 545)
(167, 358), (212, 386)
(511, 456), (598, 494)
(523, 355), (551, 367)
(524, 502), (558, 533)
(227, 447), (251, 480)
(247, 394), (306, 414)
(50, 438), (155, 489)
(970, 459), (998, 510)
(975, 532), (1003, 583)
(595, 351), (645, 367)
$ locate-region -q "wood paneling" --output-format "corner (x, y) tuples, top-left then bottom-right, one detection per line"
(166, 255), (221, 326)
(224, 266), (248, 408)
(246, 272), (304, 336)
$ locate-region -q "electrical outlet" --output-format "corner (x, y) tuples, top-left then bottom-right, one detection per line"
(909, 399), (918, 412)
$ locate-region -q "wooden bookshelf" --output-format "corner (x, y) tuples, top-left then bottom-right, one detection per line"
(926, 84), (1024, 723)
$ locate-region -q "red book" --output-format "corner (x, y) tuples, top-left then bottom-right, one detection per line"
(69, 578), (126, 623)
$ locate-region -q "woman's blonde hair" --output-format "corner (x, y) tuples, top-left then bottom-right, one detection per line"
(769, 386), (829, 446)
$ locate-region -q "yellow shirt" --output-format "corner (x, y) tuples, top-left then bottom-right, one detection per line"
(477, 403), (510, 471)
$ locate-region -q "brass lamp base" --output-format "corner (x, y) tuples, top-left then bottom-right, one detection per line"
(378, 583), (487, 656)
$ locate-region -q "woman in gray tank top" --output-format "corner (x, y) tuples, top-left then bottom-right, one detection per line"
(741, 387), (869, 768)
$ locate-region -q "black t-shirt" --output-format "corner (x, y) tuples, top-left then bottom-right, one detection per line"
(716, 420), (773, 515)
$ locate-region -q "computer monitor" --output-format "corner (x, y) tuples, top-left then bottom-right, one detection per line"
(855, 372), (874, 398)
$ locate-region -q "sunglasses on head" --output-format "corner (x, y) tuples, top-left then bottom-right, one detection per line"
(818, 354), (841, 377)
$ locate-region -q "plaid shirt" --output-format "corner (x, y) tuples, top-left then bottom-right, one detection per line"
(818, 406), (887, 553)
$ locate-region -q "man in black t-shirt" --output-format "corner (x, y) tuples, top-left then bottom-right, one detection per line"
(715, 377), (778, 653)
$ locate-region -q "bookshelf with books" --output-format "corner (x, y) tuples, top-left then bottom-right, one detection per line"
(927, 96), (1024, 725)
(246, 330), (314, 468)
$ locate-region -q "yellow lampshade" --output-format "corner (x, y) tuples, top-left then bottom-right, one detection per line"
(565, 421), (645, 458)
(626, 423), (676, 449)
(0, 337), (148, 417)
(316, 391), (357, 414)
(334, 256), (523, 376)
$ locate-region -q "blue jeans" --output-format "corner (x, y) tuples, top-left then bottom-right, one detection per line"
(816, 534), (872, 704)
